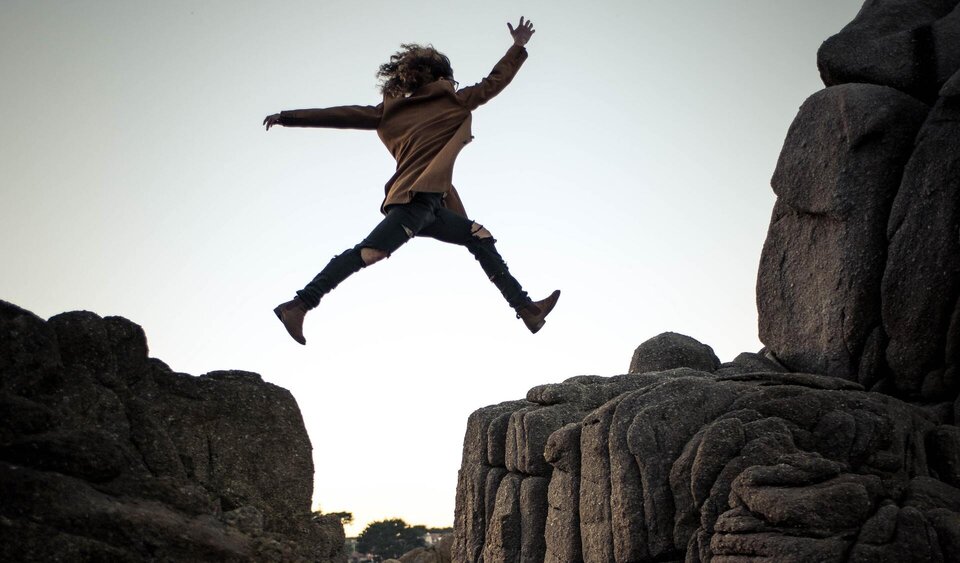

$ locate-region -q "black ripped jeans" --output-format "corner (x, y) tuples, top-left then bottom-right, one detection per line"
(296, 192), (531, 310)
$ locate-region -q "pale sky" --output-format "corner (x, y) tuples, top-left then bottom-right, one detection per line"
(1, 0), (863, 536)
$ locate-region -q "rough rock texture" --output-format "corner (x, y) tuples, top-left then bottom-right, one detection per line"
(454, 1), (960, 560)
(455, 336), (960, 562)
(883, 70), (960, 399)
(629, 331), (720, 374)
(0, 300), (346, 562)
(759, 0), (960, 401)
(818, 0), (960, 102)
(757, 83), (928, 383)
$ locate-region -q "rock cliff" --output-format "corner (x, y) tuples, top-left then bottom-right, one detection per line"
(454, 1), (960, 561)
(0, 300), (346, 562)
(765, 0), (960, 400)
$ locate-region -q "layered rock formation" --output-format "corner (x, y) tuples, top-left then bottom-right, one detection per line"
(761, 0), (960, 399)
(454, 1), (960, 560)
(0, 300), (346, 562)
(454, 343), (960, 562)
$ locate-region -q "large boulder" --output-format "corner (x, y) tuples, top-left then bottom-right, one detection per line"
(882, 70), (960, 399)
(628, 332), (720, 374)
(761, 1), (960, 401)
(757, 84), (928, 384)
(0, 300), (346, 562)
(817, 0), (960, 102)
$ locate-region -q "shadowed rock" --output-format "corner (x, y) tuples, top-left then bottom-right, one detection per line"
(0, 300), (346, 562)
(818, 0), (960, 102)
(543, 423), (581, 563)
(455, 366), (959, 562)
(452, 400), (530, 563)
(454, 2), (960, 560)
(757, 83), (928, 384)
(628, 332), (720, 374)
(883, 70), (960, 399)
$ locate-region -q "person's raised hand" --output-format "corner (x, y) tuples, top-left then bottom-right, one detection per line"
(263, 113), (282, 131)
(508, 16), (535, 47)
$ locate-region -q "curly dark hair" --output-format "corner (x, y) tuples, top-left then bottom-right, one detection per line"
(377, 43), (455, 98)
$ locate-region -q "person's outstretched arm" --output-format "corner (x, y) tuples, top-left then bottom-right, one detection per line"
(456, 16), (536, 111)
(263, 103), (383, 131)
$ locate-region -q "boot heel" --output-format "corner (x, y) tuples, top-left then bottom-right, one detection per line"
(517, 290), (560, 334)
(274, 298), (308, 345)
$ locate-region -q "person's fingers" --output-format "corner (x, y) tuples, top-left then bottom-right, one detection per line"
(519, 16), (525, 27)
(507, 22), (514, 33)
(263, 116), (268, 125)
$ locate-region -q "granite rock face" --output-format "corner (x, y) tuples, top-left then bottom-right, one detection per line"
(759, 0), (960, 401)
(0, 300), (346, 562)
(883, 70), (960, 399)
(817, 0), (960, 102)
(454, 336), (960, 562)
(757, 83), (928, 383)
(628, 331), (720, 375)
(454, 1), (960, 560)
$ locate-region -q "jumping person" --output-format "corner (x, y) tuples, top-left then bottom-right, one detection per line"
(264, 17), (559, 345)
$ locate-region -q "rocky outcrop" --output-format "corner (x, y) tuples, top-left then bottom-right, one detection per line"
(454, 336), (960, 562)
(454, 1), (960, 560)
(0, 300), (346, 562)
(817, 0), (960, 102)
(760, 0), (960, 401)
(628, 332), (720, 374)
(757, 83), (928, 384)
(883, 71), (960, 399)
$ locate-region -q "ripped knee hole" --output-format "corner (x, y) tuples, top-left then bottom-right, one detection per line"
(360, 247), (388, 265)
(471, 223), (493, 239)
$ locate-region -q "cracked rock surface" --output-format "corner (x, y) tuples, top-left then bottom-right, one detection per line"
(454, 337), (960, 562)
(0, 300), (346, 562)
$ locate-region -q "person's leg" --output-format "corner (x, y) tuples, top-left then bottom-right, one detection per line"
(297, 194), (442, 308)
(420, 208), (532, 309)
(421, 207), (560, 332)
(275, 194), (442, 344)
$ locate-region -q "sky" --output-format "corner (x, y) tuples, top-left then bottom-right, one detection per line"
(1, 0), (864, 537)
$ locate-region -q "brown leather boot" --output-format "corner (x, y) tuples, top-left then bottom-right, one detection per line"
(274, 297), (308, 345)
(516, 290), (561, 334)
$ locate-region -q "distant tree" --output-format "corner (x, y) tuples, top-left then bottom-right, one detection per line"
(356, 518), (426, 560)
(426, 526), (453, 533)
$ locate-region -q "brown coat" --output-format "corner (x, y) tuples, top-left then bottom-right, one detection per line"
(279, 45), (528, 216)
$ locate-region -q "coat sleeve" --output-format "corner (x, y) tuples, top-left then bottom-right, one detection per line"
(279, 103), (383, 129)
(455, 45), (528, 111)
